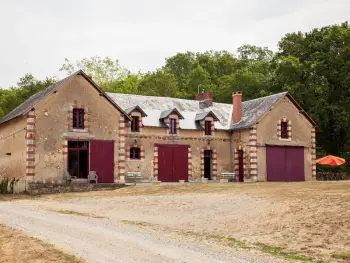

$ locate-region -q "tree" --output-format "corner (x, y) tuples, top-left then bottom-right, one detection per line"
(0, 106), (4, 119)
(60, 56), (129, 90)
(108, 73), (143, 94)
(0, 74), (56, 116)
(275, 22), (350, 159)
(138, 70), (178, 97)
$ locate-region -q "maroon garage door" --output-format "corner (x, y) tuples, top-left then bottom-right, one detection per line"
(90, 140), (115, 183)
(158, 144), (189, 182)
(266, 145), (305, 181)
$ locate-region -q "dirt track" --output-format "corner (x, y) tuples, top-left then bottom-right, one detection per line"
(0, 202), (286, 263)
(1, 181), (349, 262)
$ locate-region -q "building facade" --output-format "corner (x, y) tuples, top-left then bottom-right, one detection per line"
(0, 70), (318, 188)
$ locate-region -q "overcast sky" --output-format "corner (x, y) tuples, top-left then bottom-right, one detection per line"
(0, 0), (349, 88)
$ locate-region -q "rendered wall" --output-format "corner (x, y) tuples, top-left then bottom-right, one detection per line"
(33, 75), (122, 182)
(0, 117), (27, 181)
(256, 96), (314, 181)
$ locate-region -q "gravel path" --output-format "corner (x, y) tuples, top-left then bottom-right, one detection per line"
(0, 202), (287, 263)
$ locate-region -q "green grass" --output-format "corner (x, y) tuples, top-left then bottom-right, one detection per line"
(53, 210), (105, 219)
(331, 252), (350, 260)
(120, 220), (153, 227)
(118, 219), (330, 263)
(182, 231), (250, 249)
(254, 243), (329, 262)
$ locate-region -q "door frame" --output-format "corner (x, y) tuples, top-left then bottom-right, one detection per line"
(238, 149), (244, 182)
(67, 140), (89, 179)
(155, 144), (190, 148)
(204, 150), (212, 180)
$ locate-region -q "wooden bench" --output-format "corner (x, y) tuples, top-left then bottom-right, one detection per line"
(126, 172), (142, 185)
(221, 172), (236, 182)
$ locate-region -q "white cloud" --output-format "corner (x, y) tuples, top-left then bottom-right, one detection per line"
(0, 0), (349, 87)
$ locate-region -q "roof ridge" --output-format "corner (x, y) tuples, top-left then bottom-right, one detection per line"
(107, 91), (288, 107)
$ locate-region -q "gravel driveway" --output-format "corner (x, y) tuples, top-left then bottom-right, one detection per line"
(0, 202), (286, 263)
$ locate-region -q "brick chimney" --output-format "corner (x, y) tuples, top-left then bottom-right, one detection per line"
(196, 91), (213, 106)
(232, 91), (242, 124)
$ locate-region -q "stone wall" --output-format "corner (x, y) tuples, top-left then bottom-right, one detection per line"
(27, 182), (125, 195)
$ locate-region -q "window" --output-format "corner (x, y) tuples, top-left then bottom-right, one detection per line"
(205, 121), (212, 135)
(130, 147), (140, 160)
(281, 121), (288, 139)
(73, 109), (84, 129)
(131, 116), (139, 132)
(169, 118), (177, 134)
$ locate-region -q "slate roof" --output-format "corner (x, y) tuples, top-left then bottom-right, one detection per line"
(0, 76), (70, 125)
(0, 70), (131, 125)
(107, 92), (289, 130)
(195, 111), (219, 122)
(124, 105), (148, 117)
(160, 108), (184, 119)
(231, 92), (288, 130)
(1, 68), (316, 131)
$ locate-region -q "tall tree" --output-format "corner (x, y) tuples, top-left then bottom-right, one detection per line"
(137, 70), (178, 97)
(275, 22), (350, 158)
(60, 56), (129, 90)
(0, 74), (56, 115)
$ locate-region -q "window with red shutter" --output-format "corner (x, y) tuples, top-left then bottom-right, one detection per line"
(131, 116), (139, 132)
(281, 121), (288, 139)
(169, 118), (177, 134)
(205, 121), (212, 135)
(73, 109), (84, 129)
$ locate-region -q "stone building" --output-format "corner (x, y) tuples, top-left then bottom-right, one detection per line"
(0, 70), (318, 188)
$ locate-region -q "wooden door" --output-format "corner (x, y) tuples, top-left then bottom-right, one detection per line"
(157, 144), (189, 182)
(90, 140), (115, 183)
(267, 146), (304, 181)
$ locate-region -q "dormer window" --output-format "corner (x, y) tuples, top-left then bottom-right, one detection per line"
(281, 121), (288, 139)
(169, 118), (177, 134)
(131, 116), (139, 132)
(205, 121), (212, 135)
(73, 109), (84, 129)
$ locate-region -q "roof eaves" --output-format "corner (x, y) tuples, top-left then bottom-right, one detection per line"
(195, 111), (220, 122)
(124, 105), (148, 117)
(77, 71), (132, 121)
(160, 108), (184, 120)
(285, 93), (320, 132)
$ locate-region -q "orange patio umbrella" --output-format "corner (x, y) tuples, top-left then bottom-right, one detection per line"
(316, 155), (346, 166)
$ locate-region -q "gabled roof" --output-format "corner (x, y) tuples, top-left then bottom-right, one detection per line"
(230, 92), (319, 131)
(195, 111), (220, 122)
(107, 92), (294, 130)
(0, 70), (131, 125)
(159, 108), (184, 120)
(231, 92), (287, 130)
(107, 91), (318, 131)
(124, 105), (147, 117)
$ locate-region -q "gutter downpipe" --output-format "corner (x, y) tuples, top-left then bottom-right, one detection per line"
(229, 130), (233, 172)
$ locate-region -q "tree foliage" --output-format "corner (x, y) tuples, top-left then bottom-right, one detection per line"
(0, 22), (349, 169)
(60, 56), (129, 90)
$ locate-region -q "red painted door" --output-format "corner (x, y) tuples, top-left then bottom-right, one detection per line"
(173, 147), (189, 182)
(238, 150), (244, 182)
(158, 144), (189, 182)
(158, 145), (173, 182)
(266, 146), (304, 181)
(90, 140), (115, 183)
